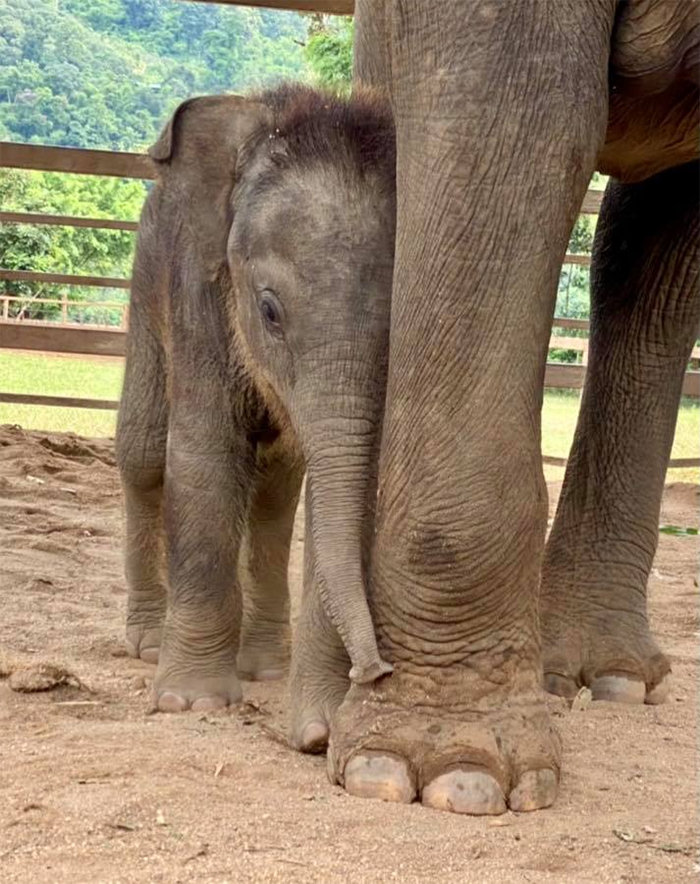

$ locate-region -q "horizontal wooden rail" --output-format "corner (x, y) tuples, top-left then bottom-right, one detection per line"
(0, 211), (139, 232)
(544, 362), (585, 389)
(1, 295), (128, 310)
(0, 142), (604, 223)
(0, 142), (154, 180)
(550, 336), (587, 351)
(0, 320), (127, 357)
(1, 319), (696, 381)
(0, 269), (130, 290)
(0, 392), (119, 411)
(563, 254), (591, 267)
(545, 361), (699, 397)
(552, 317), (590, 330)
(580, 190), (604, 214)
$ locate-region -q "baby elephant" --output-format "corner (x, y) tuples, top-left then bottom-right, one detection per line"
(115, 85), (396, 744)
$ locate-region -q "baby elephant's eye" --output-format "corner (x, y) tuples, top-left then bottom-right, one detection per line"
(258, 290), (284, 337)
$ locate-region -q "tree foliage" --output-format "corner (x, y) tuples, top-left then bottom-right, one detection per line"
(303, 16), (353, 93)
(0, 0), (308, 151)
(0, 0), (310, 324)
(0, 169), (145, 323)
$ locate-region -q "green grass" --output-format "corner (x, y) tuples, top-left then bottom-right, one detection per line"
(543, 389), (699, 483)
(1, 352), (698, 482)
(0, 351), (123, 438)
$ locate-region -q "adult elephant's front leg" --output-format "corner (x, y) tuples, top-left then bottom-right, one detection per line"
(542, 163), (700, 705)
(330, 0), (613, 814)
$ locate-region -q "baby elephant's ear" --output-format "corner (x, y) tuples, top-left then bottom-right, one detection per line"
(148, 95), (272, 274)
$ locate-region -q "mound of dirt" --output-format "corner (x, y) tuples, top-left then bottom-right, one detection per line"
(0, 425), (698, 884)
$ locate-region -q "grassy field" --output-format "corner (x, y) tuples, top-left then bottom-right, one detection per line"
(1, 351), (698, 482)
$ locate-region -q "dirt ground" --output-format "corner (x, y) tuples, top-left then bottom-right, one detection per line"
(0, 424), (698, 884)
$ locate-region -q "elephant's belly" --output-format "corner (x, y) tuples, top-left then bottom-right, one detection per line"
(598, 82), (698, 182)
(601, 0), (699, 182)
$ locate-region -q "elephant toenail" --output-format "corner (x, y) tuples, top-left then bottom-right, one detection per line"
(300, 721), (329, 754)
(344, 754), (416, 804)
(590, 675), (645, 704)
(422, 770), (506, 816)
(509, 769), (558, 812)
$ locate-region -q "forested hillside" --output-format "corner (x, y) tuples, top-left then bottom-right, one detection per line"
(0, 1), (351, 323)
(0, 0), (312, 151)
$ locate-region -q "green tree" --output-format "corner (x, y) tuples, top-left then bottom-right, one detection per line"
(0, 0), (312, 326)
(303, 16), (353, 92)
(0, 169), (145, 324)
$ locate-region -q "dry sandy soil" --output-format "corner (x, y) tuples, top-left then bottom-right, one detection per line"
(1, 424), (698, 884)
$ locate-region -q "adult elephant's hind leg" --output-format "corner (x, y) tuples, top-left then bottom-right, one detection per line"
(542, 163), (700, 705)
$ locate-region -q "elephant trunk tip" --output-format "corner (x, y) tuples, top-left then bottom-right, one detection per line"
(349, 656), (393, 684)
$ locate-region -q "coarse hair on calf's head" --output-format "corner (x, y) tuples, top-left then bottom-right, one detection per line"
(237, 83), (396, 204)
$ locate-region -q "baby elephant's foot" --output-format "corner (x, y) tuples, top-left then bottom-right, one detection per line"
(237, 621), (290, 682)
(153, 625), (242, 713)
(154, 670), (243, 712)
(289, 669), (350, 755)
(290, 702), (335, 755)
(125, 620), (163, 665)
(329, 678), (560, 815)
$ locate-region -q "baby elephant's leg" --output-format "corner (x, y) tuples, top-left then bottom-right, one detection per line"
(237, 439), (303, 681)
(289, 484), (351, 753)
(116, 332), (168, 665)
(154, 402), (255, 713)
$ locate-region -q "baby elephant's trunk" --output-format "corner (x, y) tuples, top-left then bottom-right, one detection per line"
(302, 404), (392, 685)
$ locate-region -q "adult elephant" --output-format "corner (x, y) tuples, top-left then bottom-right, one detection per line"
(322, 0), (699, 814)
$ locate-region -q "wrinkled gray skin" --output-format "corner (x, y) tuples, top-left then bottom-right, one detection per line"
(295, 0), (698, 815)
(115, 88), (395, 715)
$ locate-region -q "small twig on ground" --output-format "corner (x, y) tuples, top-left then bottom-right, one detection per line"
(258, 722), (292, 748)
(182, 844), (210, 864)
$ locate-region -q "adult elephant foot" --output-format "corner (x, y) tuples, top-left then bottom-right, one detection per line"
(542, 610), (671, 705)
(328, 675), (560, 815)
(289, 695), (337, 755)
(154, 670), (243, 713)
(154, 677), (242, 713)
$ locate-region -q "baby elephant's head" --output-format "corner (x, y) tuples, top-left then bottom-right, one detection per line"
(149, 85), (396, 683)
(229, 86), (396, 460)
